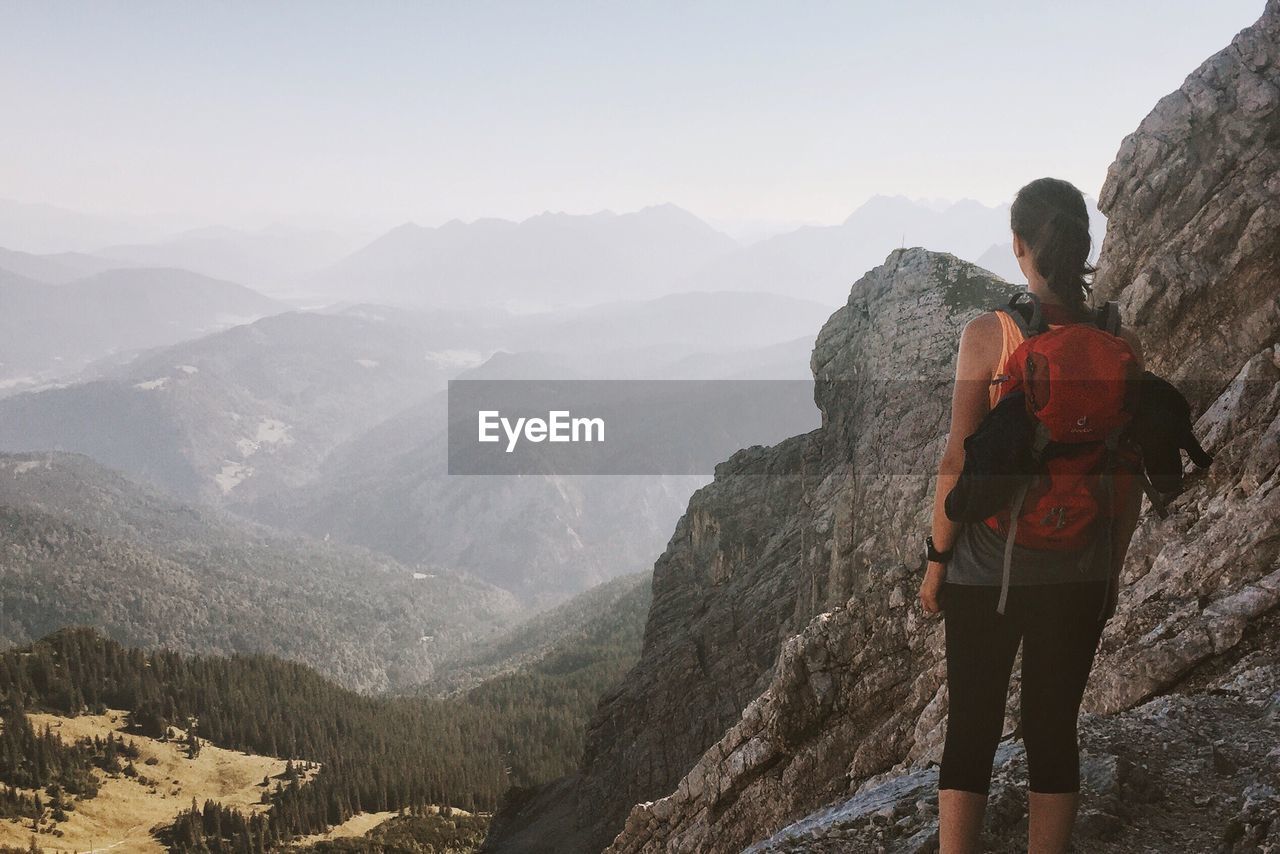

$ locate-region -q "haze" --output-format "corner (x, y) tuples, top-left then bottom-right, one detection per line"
(0, 0), (1263, 236)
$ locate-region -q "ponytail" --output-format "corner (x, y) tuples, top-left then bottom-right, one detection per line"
(1010, 178), (1095, 313)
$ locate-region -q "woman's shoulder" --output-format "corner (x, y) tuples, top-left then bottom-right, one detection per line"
(951, 311), (1006, 381)
(961, 310), (1003, 338)
(958, 311), (1004, 357)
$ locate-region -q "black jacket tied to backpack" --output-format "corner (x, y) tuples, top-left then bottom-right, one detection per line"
(944, 293), (1214, 616)
(945, 371), (1212, 525)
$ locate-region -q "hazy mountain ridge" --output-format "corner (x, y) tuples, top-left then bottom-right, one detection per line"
(96, 224), (367, 294)
(246, 292), (827, 603)
(310, 203), (741, 308)
(0, 245), (125, 283)
(493, 290), (834, 368)
(250, 406), (706, 604)
(0, 265), (283, 394)
(4, 193), (1075, 319)
(679, 194), (1103, 304)
(0, 451), (523, 692)
(0, 197), (209, 254)
(0, 286), (827, 608)
(0, 310), (454, 504)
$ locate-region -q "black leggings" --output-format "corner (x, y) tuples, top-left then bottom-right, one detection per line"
(939, 581), (1107, 795)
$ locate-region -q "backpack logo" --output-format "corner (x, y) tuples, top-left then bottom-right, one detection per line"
(1041, 507), (1068, 530)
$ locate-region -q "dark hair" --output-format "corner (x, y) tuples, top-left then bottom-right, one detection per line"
(1010, 177), (1095, 312)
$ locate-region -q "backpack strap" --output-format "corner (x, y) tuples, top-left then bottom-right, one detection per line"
(997, 480), (1030, 616)
(996, 292), (1047, 340)
(1096, 429), (1122, 620)
(996, 423), (1051, 616)
(1137, 470), (1169, 519)
(1095, 300), (1122, 336)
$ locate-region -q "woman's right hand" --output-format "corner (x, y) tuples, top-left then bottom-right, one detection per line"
(918, 561), (946, 616)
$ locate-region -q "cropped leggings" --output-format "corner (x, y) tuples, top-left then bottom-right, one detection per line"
(938, 580), (1107, 795)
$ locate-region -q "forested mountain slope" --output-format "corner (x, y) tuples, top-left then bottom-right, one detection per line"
(0, 452), (520, 692)
(0, 618), (653, 851)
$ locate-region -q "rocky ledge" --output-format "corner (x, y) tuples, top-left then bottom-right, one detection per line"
(747, 654), (1280, 854)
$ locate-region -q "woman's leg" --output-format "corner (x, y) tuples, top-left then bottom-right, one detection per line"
(1019, 582), (1107, 854)
(1027, 792), (1081, 854)
(939, 583), (1023, 854)
(939, 790), (988, 852)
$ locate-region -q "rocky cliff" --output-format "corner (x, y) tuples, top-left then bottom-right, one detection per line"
(486, 2), (1280, 851)
(484, 249), (1018, 853)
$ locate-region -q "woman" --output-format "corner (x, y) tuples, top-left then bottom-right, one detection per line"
(918, 177), (1145, 854)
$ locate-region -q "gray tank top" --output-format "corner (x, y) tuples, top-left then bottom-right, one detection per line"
(946, 520), (1112, 586)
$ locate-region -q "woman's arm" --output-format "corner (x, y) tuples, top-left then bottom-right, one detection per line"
(919, 312), (1002, 615)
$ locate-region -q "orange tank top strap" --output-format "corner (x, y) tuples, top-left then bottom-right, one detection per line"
(989, 310), (1025, 409)
(987, 296), (1095, 408)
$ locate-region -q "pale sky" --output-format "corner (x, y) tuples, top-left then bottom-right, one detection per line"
(0, 0), (1266, 230)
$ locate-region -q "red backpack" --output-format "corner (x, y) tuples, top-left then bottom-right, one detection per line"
(985, 293), (1143, 612)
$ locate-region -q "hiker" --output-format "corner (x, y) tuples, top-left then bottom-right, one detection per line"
(919, 177), (1146, 854)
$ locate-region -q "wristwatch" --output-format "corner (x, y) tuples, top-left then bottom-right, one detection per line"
(926, 535), (953, 565)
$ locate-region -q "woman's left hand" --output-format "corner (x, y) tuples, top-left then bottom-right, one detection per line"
(918, 561), (946, 616)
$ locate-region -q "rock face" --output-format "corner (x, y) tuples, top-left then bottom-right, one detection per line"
(1079, 0), (1280, 719)
(745, 654), (1280, 854)
(487, 3), (1280, 852)
(483, 249), (1017, 853)
(598, 3), (1280, 851)
(1093, 0), (1280, 407)
(578, 249), (1014, 849)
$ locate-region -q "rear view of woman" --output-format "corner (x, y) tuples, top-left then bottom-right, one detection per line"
(918, 178), (1146, 854)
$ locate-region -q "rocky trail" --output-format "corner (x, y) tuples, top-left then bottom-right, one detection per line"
(748, 650), (1280, 854)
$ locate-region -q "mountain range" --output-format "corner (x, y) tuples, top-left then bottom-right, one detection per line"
(247, 288), (830, 601)
(678, 194), (1104, 305)
(0, 451), (523, 692)
(1, 195), (1073, 316)
(303, 196), (1068, 309)
(0, 309), (455, 503)
(4, 9), (1259, 852)
(0, 286), (828, 607)
(0, 245), (124, 283)
(95, 224), (367, 294)
(0, 265), (283, 394)
(307, 203), (740, 308)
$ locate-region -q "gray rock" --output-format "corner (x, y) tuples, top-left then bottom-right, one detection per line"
(749, 673), (1280, 853)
